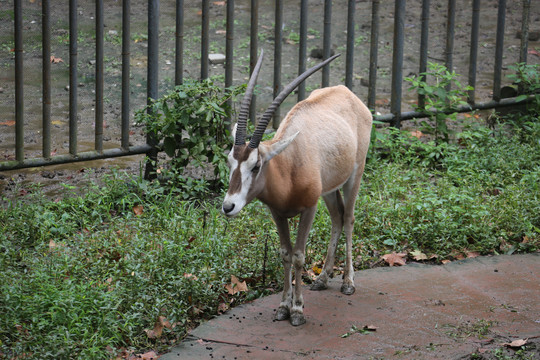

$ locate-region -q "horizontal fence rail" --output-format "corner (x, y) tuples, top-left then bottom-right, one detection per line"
(0, 0), (537, 172)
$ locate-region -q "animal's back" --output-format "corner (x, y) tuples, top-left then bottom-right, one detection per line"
(274, 85), (372, 194)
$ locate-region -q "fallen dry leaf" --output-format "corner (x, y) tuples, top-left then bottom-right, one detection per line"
(213, 1), (225, 5)
(528, 49), (539, 57)
(130, 350), (158, 360)
(410, 130), (424, 139)
(502, 338), (527, 348)
(382, 252), (407, 266)
(144, 316), (172, 339)
(217, 302), (229, 313)
(225, 275), (248, 295)
(133, 205), (144, 216)
(410, 249), (428, 261)
(0, 120), (16, 126)
(466, 251), (480, 258)
(50, 55), (64, 64)
(183, 273), (198, 281)
(441, 259), (452, 265)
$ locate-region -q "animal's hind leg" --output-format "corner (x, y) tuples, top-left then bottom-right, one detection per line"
(340, 164), (365, 295)
(310, 190), (344, 291)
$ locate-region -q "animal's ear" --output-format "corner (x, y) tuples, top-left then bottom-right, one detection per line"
(231, 123), (238, 141)
(260, 131), (299, 162)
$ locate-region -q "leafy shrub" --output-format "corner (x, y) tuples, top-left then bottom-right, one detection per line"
(136, 77), (245, 198)
(504, 63), (540, 145)
(405, 62), (473, 143)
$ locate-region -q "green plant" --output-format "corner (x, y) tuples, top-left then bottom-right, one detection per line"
(504, 63), (540, 145)
(135, 77), (245, 198)
(406, 62), (473, 143)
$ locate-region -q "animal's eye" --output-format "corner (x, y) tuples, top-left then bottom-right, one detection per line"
(252, 162), (261, 173)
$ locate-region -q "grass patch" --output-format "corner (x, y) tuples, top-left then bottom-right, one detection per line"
(1, 125), (539, 358)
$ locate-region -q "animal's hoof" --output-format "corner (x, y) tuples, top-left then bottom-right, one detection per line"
(290, 312), (306, 326)
(275, 306), (290, 321)
(341, 283), (356, 295)
(310, 279), (328, 291)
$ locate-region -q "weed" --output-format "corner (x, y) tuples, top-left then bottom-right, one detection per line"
(406, 62), (473, 143)
(135, 77), (245, 198)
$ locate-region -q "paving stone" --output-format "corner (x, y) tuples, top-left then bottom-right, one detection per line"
(161, 254), (540, 359)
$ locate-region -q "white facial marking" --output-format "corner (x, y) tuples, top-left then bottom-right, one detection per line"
(222, 149), (259, 217)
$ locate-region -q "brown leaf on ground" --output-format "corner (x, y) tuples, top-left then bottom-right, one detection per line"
(225, 275), (248, 295)
(133, 205), (143, 216)
(382, 252), (407, 266)
(466, 251), (480, 258)
(50, 55), (64, 63)
(502, 339), (527, 348)
(410, 130), (424, 139)
(183, 273), (198, 281)
(441, 259), (452, 265)
(144, 316), (172, 339)
(129, 350), (159, 360)
(217, 302), (229, 314)
(410, 249), (428, 261)
(0, 120), (15, 126)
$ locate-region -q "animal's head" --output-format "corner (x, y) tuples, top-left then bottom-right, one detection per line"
(222, 50), (340, 217)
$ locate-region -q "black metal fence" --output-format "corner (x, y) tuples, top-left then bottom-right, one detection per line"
(0, 0), (536, 172)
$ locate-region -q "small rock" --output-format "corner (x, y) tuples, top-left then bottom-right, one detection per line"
(108, 30), (118, 36)
(208, 53), (226, 65)
(516, 30), (540, 41)
(0, 87), (4, 93)
(310, 48), (335, 59)
(65, 85), (70, 91)
(89, 59), (96, 65)
(41, 171), (56, 179)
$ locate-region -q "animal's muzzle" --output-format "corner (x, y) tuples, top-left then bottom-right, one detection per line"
(222, 202), (236, 216)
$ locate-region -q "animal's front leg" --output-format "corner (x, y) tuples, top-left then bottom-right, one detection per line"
(271, 211), (293, 321)
(290, 206), (317, 326)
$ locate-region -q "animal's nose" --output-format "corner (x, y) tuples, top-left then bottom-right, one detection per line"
(222, 202), (235, 214)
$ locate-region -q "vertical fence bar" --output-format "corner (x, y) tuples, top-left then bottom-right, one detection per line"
(345, 0), (355, 89)
(418, 0), (430, 109)
(493, 0), (506, 101)
(175, 0), (184, 85)
(42, 0), (51, 159)
(69, 0), (78, 156)
(249, 0), (259, 124)
(390, 0), (405, 128)
(368, 0), (380, 110)
(298, 0), (308, 101)
(225, 0), (234, 130)
(322, 0), (332, 87)
(15, 0), (24, 162)
(273, 0), (283, 128)
(445, 0), (456, 92)
(201, 0), (209, 80)
(145, 0), (159, 179)
(519, 0), (531, 64)
(95, 0), (104, 152)
(225, 0), (234, 90)
(121, 0), (131, 150)
(468, 0), (480, 105)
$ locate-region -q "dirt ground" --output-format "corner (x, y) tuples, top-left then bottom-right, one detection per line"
(0, 0), (539, 199)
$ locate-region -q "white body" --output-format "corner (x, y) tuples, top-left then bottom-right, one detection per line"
(223, 85), (372, 326)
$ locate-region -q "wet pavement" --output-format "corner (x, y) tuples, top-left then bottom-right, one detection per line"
(161, 254), (539, 359)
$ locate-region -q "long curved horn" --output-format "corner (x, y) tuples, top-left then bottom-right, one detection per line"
(248, 53), (341, 149)
(235, 49), (265, 146)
